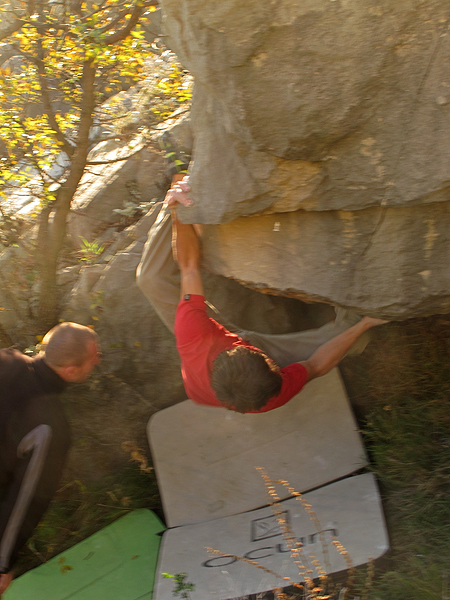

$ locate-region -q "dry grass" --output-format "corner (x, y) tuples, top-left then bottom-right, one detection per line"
(207, 468), (377, 600)
(340, 315), (450, 600)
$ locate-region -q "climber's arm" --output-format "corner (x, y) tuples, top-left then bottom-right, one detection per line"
(166, 177), (204, 299)
(300, 317), (387, 381)
(171, 210), (204, 298)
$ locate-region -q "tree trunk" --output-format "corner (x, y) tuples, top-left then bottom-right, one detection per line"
(36, 205), (57, 331)
(37, 60), (96, 330)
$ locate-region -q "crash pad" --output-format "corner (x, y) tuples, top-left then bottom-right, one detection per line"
(154, 472), (389, 600)
(148, 368), (366, 527)
(4, 509), (165, 600)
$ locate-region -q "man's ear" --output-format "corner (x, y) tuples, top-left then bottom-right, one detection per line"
(56, 364), (80, 382)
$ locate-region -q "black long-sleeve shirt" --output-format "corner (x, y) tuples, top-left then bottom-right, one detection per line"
(0, 349), (70, 573)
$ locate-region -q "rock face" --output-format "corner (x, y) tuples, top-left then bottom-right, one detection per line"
(201, 204), (450, 318)
(160, 0), (450, 318)
(67, 141), (166, 245)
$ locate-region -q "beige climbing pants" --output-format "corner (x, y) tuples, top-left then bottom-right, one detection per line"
(136, 203), (369, 368)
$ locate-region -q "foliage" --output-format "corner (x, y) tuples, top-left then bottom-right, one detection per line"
(0, 0), (192, 328)
(0, 0), (158, 201)
(145, 58), (193, 120)
(162, 572), (195, 600)
(103, 51), (193, 132)
(77, 236), (105, 263)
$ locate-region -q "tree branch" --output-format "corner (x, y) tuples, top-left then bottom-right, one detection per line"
(12, 115), (63, 187)
(52, 59), (97, 251)
(92, 6), (131, 35)
(80, 1), (109, 23)
(0, 10), (70, 42)
(101, 0), (158, 45)
(35, 38), (74, 157)
(4, 44), (74, 159)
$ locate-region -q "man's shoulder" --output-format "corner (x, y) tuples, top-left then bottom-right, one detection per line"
(0, 347), (26, 359)
(175, 294), (209, 340)
(175, 295), (235, 351)
(176, 294), (207, 312)
(0, 348), (29, 377)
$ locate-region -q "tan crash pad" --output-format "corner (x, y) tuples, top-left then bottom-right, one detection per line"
(153, 472), (389, 600)
(148, 368), (366, 527)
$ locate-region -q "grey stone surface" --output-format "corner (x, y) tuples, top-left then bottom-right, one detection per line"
(148, 369), (366, 527)
(163, 0), (450, 218)
(154, 473), (389, 600)
(200, 202), (450, 319)
(63, 238), (185, 409)
(160, 0), (450, 318)
(152, 109), (194, 165)
(67, 142), (165, 246)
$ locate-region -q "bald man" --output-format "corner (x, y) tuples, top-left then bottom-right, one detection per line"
(0, 323), (100, 596)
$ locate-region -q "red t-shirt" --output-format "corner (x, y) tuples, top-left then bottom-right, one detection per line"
(174, 294), (308, 413)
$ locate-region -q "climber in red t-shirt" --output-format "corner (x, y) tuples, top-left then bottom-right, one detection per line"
(164, 177), (387, 414)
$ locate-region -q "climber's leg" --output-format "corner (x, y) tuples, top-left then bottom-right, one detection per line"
(238, 307), (371, 368)
(136, 202), (180, 334)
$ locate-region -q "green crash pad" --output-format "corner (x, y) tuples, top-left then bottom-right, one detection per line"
(5, 509), (165, 600)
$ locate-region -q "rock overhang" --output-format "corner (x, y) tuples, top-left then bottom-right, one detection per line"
(160, 0), (450, 318)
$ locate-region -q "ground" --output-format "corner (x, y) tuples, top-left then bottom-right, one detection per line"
(12, 314), (450, 600)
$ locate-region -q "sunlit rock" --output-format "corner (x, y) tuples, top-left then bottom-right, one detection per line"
(161, 0), (450, 317)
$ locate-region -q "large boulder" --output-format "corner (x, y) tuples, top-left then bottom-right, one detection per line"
(160, 0), (450, 318)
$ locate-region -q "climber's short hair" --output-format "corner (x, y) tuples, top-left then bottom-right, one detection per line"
(40, 322), (98, 368)
(211, 346), (283, 413)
